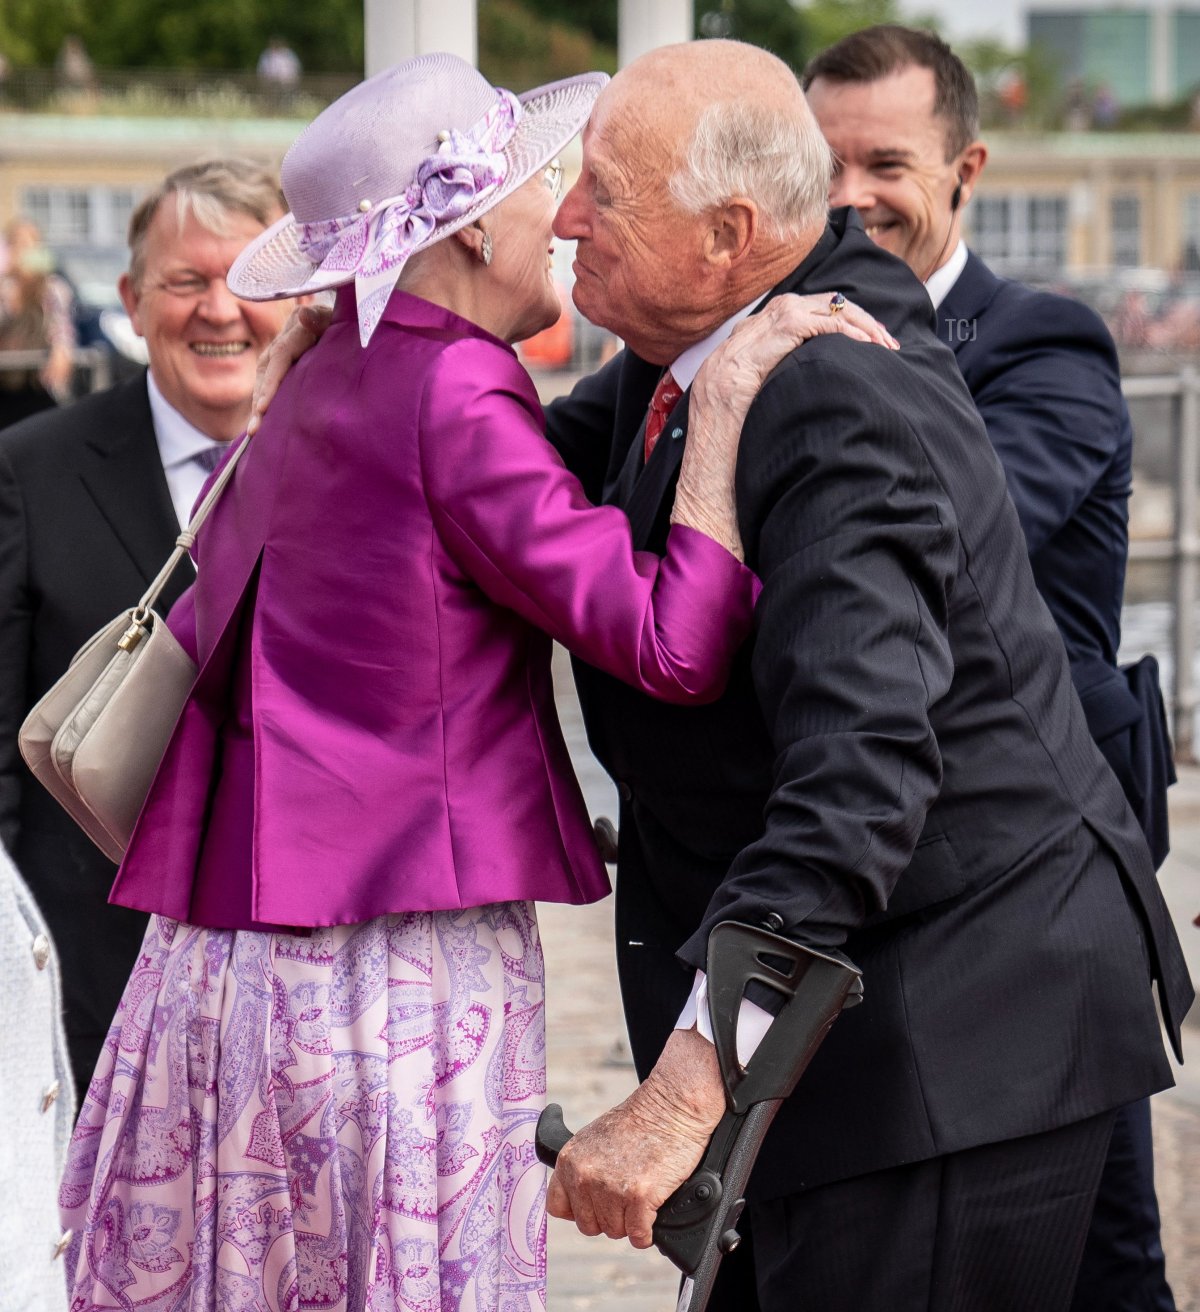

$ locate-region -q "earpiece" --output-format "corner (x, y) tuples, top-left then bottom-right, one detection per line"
(950, 175), (963, 212)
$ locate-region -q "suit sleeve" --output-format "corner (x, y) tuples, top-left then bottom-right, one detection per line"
(966, 294), (1127, 555)
(0, 446), (30, 852)
(678, 353), (959, 964)
(419, 339), (759, 706)
(542, 349), (625, 503)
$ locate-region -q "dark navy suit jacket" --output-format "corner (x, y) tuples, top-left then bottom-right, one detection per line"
(939, 252), (1173, 863)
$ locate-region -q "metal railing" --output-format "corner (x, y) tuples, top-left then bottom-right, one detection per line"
(1124, 367), (1200, 762)
(0, 347), (111, 393)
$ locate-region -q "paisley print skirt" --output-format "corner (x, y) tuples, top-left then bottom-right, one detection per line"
(59, 904), (547, 1312)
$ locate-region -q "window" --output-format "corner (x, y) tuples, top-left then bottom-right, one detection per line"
(18, 185), (142, 247)
(968, 192), (1067, 273)
(1029, 196), (1068, 267)
(1110, 195), (1141, 269)
(971, 195), (1011, 267)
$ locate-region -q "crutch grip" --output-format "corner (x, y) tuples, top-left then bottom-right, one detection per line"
(535, 1102), (574, 1168)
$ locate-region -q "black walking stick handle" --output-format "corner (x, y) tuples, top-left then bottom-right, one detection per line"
(535, 1102), (573, 1168)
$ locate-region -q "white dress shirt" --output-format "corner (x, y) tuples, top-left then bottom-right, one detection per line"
(923, 239), (969, 312)
(666, 295), (775, 1066)
(146, 372), (231, 530)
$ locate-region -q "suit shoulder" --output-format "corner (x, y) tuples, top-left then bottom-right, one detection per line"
(0, 378), (149, 474)
(754, 338), (955, 440)
(986, 278), (1117, 352)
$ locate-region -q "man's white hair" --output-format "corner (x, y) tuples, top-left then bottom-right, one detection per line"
(667, 99), (832, 239)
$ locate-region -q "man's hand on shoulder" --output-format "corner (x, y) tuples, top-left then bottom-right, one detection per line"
(546, 1026), (726, 1248)
(248, 303), (333, 434)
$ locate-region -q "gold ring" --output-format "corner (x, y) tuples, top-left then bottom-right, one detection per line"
(829, 291), (846, 316)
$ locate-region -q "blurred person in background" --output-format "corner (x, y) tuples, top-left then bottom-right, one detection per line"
(0, 840), (75, 1310)
(257, 34), (302, 87)
(804, 25), (1179, 1311)
(54, 34), (94, 91)
(0, 216), (77, 428)
(0, 158), (295, 1105)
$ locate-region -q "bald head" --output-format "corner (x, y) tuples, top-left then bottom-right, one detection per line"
(624, 38), (805, 118)
(609, 41), (831, 242)
(553, 39), (832, 362)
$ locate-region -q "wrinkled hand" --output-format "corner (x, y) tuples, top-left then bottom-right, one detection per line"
(690, 291), (897, 428)
(247, 303), (333, 434)
(673, 293), (897, 553)
(546, 1027), (726, 1248)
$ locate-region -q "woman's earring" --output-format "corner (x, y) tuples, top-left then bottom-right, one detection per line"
(480, 231), (493, 267)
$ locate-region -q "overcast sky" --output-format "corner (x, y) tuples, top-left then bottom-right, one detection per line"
(897, 0), (1024, 49)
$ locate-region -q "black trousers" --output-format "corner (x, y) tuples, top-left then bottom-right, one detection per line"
(706, 1109), (1117, 1312)
(1072, 1099), (1175, 1311)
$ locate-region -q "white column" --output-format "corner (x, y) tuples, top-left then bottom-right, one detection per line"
(364, 0), (478, 77)
(618, 0), (693, 69)
(1150, 6), (1172, 103)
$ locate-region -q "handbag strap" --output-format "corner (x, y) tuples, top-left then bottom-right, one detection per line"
(134, 433), (253, 617)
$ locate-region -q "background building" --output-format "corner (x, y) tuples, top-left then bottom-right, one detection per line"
(1026, 3), (1200, 106)
(966, 131), (1200, 274)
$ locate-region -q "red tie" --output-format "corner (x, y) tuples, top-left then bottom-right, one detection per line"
(644, 370), (683, 463)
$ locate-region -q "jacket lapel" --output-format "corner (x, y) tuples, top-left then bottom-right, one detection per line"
(937, 250), (1001, 355)
(78, 372), (184, 598)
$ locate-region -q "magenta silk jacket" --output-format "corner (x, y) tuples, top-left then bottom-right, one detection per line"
(108, 289), (759, 928)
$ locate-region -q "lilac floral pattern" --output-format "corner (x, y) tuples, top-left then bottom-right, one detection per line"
(60, 903), (547, 1311)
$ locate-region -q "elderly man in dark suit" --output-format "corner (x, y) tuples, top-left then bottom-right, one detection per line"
(803, 28), (1176, 1309)
(0, 159), (294, 1101)
(538, 39), (1192, 1311)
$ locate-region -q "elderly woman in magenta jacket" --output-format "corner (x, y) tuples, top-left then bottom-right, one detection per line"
(59, 54), (888, 1312)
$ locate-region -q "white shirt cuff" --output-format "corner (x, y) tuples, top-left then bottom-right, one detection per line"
(675, 968), (775, 1067)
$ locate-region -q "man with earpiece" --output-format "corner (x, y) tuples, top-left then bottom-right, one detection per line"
(806, 26), (1175, 1312)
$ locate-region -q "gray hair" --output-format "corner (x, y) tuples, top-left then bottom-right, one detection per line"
(127, 158), (286, 287)
(667, 100), (832, 240)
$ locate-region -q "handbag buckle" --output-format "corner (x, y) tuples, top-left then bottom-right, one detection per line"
(117, 610), (150, 653)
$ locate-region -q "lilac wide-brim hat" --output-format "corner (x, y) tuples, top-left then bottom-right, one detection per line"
(228, 52), (607, 345)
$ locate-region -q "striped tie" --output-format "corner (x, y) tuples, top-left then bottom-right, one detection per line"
(192, 445), (224, 474)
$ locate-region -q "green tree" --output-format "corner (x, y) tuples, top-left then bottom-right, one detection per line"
(799, 0), (911, 57)
(479, 0), (616, 89)
(511, 0), (618, 47)
(0, 0), (87, 65)
(693, 0), (922, 74)
(0, 0), (364, 72)
(960, 37), (1061, 129)
(695, 0), (807, 68)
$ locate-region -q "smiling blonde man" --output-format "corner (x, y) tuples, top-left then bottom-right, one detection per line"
(0, 159), (294, 1101)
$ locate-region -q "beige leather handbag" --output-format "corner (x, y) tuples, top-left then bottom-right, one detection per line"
(19, 435), (251, 863)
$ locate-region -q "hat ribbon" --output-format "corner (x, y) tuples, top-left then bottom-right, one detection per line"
(296, 88), (522, 345)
